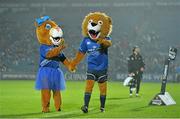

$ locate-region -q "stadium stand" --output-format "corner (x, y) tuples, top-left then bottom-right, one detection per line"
(0, 0), (179, 81)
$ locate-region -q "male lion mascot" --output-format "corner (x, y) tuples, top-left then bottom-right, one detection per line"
(34, 16), (70, 113)
(70, 12), (112, 113)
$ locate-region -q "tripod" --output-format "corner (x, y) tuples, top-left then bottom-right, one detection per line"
(149, 47), (177, 105)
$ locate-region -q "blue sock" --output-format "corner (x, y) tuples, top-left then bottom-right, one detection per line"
(84, 92), (91, 107)
(100, 95), (106, 108)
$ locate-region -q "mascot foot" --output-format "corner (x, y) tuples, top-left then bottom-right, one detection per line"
(81, 105), (88, 113)
(42, 110), (50, 113)
(42, 108), (50, 113)
(57, 108), (61, 112)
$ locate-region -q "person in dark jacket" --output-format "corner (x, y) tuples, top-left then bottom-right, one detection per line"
(127, 46), (145, 97)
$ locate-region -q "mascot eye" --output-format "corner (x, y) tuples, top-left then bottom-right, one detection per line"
(45, 24), (52, 30)
(88, 19), (93, 23)
(98, 21), (103, 25)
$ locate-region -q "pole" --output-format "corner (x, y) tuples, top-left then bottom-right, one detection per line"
(160, 58), (170, 94)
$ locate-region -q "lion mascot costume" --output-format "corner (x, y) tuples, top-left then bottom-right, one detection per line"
(70, 12), (112, 113)
(34, 16), (70, 113)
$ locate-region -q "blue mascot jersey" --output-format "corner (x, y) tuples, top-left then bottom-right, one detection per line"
(39, 44), (65, 68)
(79, 37), (111, 71)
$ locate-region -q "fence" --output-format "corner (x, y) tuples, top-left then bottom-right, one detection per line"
(0, 71), (179, 82)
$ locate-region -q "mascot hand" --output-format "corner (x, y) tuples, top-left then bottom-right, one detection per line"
(97, 38), (112, 47)
(46, 44), (66, 58)
(96, 38), (104, 44)
(59, 38), (65, 46)
(68, 60), (77, 73)
(68, 52), (84, 73)
(58, 44), (66, 51)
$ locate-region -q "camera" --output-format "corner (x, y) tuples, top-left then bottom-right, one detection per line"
(168, 47), (177, 60)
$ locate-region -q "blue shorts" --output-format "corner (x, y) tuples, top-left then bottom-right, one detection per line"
(86, 69), (108, 83)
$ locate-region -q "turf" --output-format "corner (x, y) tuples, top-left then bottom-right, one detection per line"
(0, 80), (180, 118)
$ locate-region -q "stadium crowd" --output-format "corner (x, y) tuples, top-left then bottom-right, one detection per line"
(0, 1), (180, 80)
(0, 20), (179, 75)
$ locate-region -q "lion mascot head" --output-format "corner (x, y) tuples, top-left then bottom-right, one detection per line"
(82, 12), (112, 41)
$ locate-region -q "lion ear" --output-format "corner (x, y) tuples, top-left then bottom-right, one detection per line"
(34, 22), (38, 27)
(88, 12), (94, 15)
(107, 17), (112, 25)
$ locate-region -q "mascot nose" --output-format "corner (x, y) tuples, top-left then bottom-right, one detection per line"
(91, 22), (97, 27)
(55, 27), (61, 32)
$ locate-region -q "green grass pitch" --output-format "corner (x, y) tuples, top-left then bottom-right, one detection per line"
(0, 80), (180, 118)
